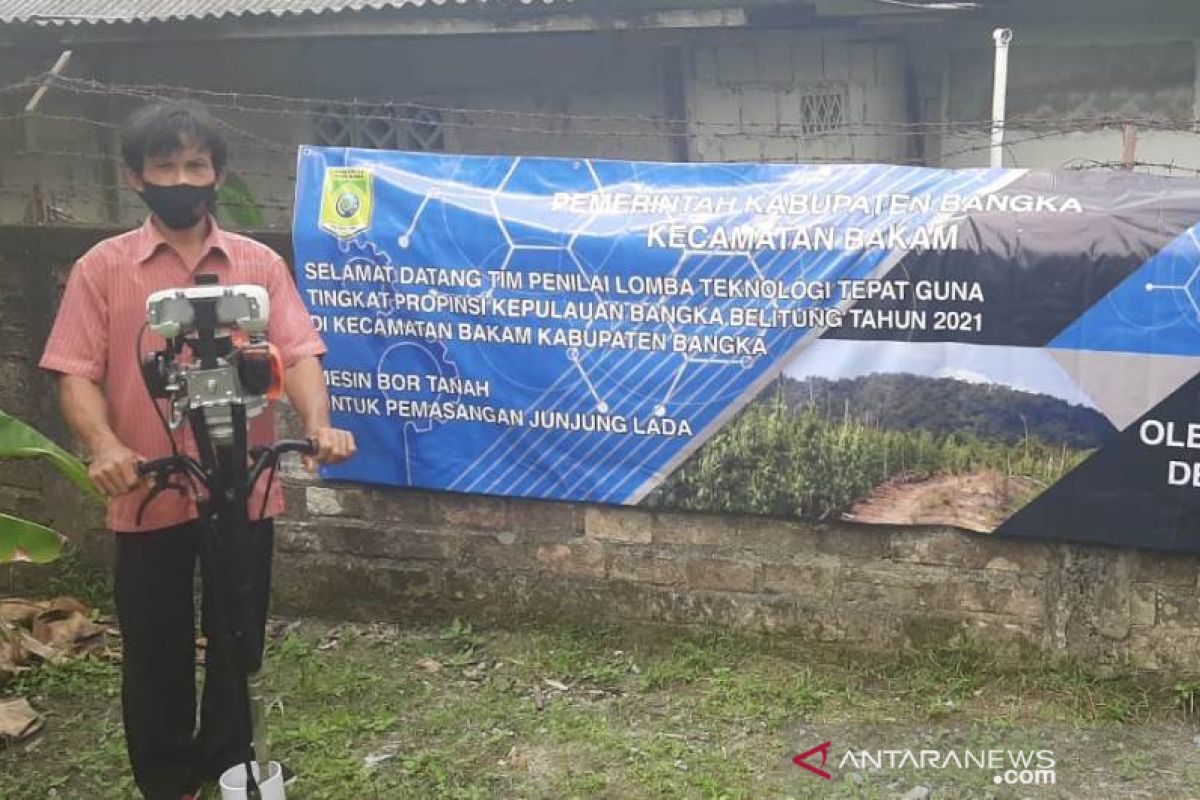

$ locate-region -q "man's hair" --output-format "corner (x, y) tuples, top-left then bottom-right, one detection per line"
(120, 100), (228, 175)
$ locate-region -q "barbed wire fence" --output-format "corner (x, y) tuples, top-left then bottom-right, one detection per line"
(3, 70), (1199, 227)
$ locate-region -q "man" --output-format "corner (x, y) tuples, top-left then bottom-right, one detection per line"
(39, 100), (355, 800)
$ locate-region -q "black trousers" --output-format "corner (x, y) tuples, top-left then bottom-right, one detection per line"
(114, 517), (274, 800)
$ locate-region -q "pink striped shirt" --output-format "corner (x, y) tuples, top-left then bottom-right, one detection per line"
(40, 215), (326, 533)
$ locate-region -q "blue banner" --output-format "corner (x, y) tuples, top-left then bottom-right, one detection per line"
(293, 146), (1200, 552)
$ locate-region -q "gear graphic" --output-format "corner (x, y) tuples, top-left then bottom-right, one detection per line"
(333, 235), (463, 458)
(335, 235), (464, 431)
(375, 339), (461, 436)
(374, 334), (461, 485)
(335, 237), (406, 316)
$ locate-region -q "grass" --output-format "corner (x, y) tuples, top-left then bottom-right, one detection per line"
(2, 618), (1198, 799)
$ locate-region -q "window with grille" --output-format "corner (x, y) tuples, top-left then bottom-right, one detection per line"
(799, 85), (847, 135)
(312, 103), (445, 151)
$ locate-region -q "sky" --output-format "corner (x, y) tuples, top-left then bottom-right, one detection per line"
(783, 339), (1100, 409)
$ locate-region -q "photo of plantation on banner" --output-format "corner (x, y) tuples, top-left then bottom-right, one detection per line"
(293, 147), (1200, 553)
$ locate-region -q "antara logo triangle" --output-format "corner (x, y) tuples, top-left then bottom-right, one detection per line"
(792, 740), (833, 780)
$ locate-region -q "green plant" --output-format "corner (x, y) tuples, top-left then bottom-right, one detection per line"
(440, 617), (486, 661)
(217, 172), (265, 229)
(0, 409), (100, 564)
(1111, 750), (1154, 780)
(1173, 679), (1200, 716)
(655, 399), (1088, 521)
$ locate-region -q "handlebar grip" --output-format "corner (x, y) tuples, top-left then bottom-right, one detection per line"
(136, 456), (178, 477)
(274, 438), (318, 456)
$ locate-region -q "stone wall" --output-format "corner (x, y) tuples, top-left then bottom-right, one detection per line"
(276, 472), (1200, 672)
(2, 225), (1198, 673)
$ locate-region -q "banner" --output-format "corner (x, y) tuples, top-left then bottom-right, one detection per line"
(293, 147), (1200, 553)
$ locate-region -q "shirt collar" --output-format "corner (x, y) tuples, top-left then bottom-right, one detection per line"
(135, 214), (229, 267)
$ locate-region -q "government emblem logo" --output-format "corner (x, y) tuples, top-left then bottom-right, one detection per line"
(319, 167), (374, 238)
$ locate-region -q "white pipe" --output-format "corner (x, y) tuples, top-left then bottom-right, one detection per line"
(990, 28), (1013, 169)
(24, 49), (72, 114)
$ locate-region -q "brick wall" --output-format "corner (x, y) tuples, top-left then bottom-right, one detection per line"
(3, 225), (1199, 672)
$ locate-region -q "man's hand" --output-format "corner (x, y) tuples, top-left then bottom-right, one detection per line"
(89, 438), (145, 497)
(59, 375), (145, 497)
(304, 426), (356, 472)
(283, 356), (354, 472)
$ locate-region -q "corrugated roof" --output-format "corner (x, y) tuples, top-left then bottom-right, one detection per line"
(0, 0), (570, 25)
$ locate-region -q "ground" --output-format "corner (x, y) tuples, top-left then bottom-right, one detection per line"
(3, 614), (1200, 799)
(845, 471), (1044, 532)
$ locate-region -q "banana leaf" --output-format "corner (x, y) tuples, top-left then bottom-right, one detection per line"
(217, 172), (265, 229)
(0, 409), (99, 500)
(0, 410), (100, 565)
(0, 513), (63, 564)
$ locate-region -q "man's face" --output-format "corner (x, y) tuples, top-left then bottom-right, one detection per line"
(127, 136), (221, 192)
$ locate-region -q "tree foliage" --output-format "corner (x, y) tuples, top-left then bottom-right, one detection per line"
(777, 374), (1115, 449)
(653, 375), (1096, 519)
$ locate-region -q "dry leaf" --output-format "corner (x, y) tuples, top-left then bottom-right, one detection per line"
(31, 610), (104, 649)
(532, 684), (546, 711)
(47, 597), (90, 617)
(268, 620), (302, 641)
(0, 635), (29, 672)
(0, 600), (45, 628)
(507, 746), (530, 771)
(0, 660), (29, 688)
(415, 657), (443, 673)
(18, 631), (64, 664)
(0, 598), (107, 686)
(363, 745), (399, 768)
(0, 698), (43, 743)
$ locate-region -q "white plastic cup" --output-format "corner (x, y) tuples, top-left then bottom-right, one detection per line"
(218, 760), (286, 800)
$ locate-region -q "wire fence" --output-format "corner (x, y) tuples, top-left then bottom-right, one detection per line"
(3, 69), (1199, 227)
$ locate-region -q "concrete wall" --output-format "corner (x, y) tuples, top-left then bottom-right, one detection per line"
(0, 47), (119, 227)
(3, 224), (1200, 673)
(0, 226), (108, 591)
(927, 23), (1200, 170)
(685, 29), (913, 164)
(0, 31), (677, 229)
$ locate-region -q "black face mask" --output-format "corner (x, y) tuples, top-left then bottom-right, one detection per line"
(138, 181), (216, 230)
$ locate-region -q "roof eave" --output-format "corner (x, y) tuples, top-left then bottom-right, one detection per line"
(0, 6), (755, 45)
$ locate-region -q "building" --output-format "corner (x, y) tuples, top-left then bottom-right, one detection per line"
(0, 0), (1196, 228)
